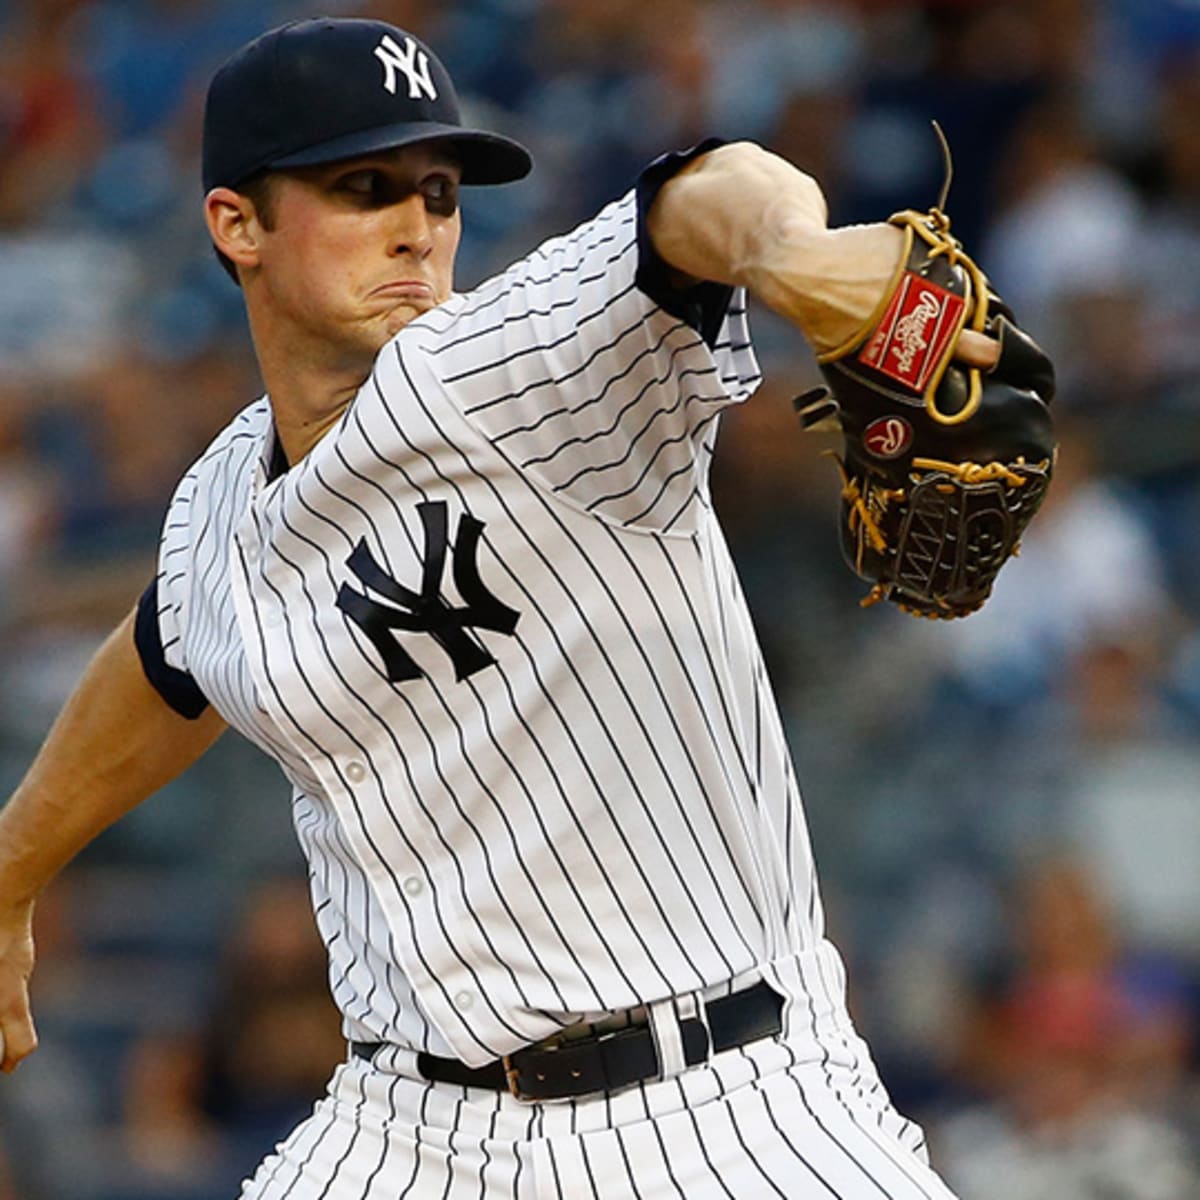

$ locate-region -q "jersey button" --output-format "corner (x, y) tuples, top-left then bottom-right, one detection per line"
(454, 991), (475, 1012)
(345, 761), (367, 784)
(403, 876), (423, 897)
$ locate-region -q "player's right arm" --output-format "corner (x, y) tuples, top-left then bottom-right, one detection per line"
(0, 608), (226, 1072)
(647, 140), (999, 368)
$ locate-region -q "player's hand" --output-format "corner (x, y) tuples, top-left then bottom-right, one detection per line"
(0, 898), (37, 1072)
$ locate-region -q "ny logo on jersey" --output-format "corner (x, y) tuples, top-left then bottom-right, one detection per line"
(336, 501), (519, 683)
(373, 34), (438, 101)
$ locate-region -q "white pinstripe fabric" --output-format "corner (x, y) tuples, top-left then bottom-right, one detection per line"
(239, 951), (956, 1199)
(155, 185), (957, 1195)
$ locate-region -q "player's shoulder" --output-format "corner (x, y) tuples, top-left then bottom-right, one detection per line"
(390, 191), (640, 359)
(192, 395), (271, 470)
(170, 394), (271, 505)
(495, 190), (637, 288)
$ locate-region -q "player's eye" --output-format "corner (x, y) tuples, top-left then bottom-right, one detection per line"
(338, 169), (382, 197)
(330, 166), (458, 214)
(422, 173), (458, 218)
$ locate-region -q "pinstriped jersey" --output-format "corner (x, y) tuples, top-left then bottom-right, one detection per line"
(151, 177), (826, 1067)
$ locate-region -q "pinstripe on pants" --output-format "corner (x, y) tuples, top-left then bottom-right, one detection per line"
(240, 951), (960, 1200)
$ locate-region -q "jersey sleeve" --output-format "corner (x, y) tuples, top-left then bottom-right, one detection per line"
(133, 462), (213, 719)
(633, 140), (746, 350)
(134, 578), (210, 719)
(415, 140), (762, 532)
(131, 396), (270, 722)
(135, 451), (222, 720)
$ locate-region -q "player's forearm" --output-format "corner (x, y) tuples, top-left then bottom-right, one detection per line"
(647, 142), (904, 352)
(0, 609), (226, 903)
(649, 141), (1001, 368)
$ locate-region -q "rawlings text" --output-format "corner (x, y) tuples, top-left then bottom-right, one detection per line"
(859, 272), (965, 394)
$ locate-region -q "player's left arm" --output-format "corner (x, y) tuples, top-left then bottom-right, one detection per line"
(646, 140), (999, 369)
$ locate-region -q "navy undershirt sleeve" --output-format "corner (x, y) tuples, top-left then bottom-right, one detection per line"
(134, 580), (210, 720)
(635, 137), (736, 350)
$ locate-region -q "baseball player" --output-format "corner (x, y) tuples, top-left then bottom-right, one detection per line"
(0, 17), (1020, 1199)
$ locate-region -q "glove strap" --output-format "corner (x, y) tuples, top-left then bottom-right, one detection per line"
(891, 209), (992, 427)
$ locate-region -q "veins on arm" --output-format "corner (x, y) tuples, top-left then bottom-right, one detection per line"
(647, 141), (998, 367)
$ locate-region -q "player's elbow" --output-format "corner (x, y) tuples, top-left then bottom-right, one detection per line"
(649, 140), (829, 288)
(683, 142), (827, 223)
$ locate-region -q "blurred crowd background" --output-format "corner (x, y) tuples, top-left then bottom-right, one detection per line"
(0, 0), (1198, 1197)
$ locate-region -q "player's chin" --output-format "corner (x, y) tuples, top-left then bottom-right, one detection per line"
(383, 299), (435, 336)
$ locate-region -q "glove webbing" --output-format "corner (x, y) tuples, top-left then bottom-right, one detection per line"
(836, 454), (1050, 611)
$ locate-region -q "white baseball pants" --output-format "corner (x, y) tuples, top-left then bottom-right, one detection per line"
(238, 985), (959, 1199)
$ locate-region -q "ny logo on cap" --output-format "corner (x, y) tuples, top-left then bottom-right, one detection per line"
(374, 34), (438, 101)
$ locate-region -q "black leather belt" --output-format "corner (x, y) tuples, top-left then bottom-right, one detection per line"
(351, 981), (783, 1101)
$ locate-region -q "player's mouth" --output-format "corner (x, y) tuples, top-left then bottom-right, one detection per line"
(371, 281), (434, 302)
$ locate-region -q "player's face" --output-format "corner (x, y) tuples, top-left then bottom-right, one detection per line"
(254, 144), (462, 363)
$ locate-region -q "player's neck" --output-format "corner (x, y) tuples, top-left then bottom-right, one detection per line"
(269, 398), (356, 467)
(252, 334), (372, 466)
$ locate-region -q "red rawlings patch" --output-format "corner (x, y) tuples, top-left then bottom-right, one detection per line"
(858, 272), (966, 394)
(863, 416), (914, 460)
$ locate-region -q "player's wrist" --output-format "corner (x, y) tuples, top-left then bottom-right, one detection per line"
(749, 222), (908, 357)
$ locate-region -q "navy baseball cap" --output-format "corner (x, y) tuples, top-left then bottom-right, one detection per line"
(202, 17), (533, 191)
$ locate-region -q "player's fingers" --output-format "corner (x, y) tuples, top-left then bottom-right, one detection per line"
(0, 899), (38, 1073)
(955, 328), (999, 369)
(0, 1001), (38, 1072)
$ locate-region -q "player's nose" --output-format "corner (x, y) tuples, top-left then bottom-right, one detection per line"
(387, 192), (434, 258)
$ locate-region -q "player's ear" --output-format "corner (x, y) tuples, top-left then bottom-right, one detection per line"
(205, 186), (264, 271)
